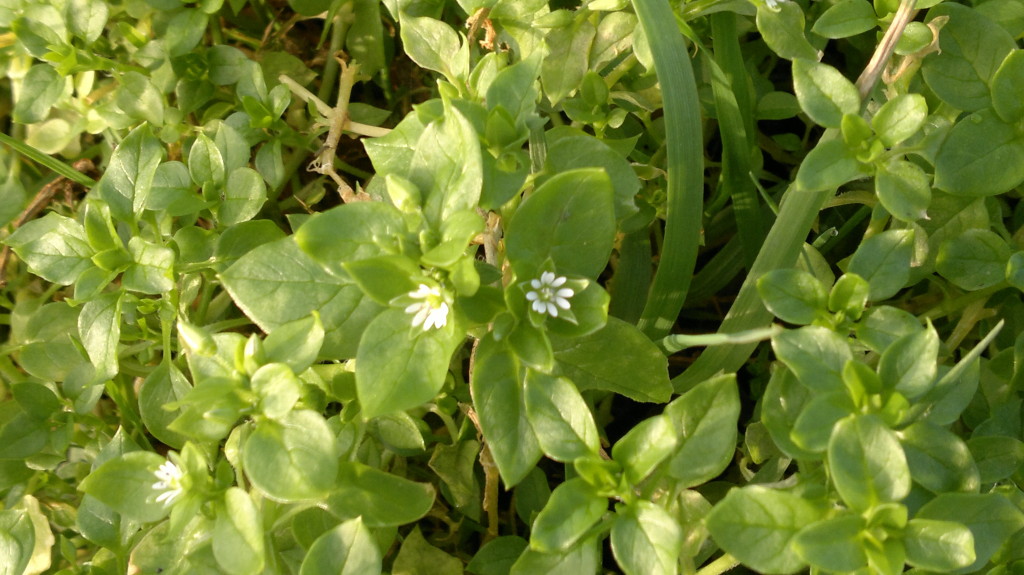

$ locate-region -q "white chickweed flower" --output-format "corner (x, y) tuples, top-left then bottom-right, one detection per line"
(405, 284), (450, 330)
(765, 0), (786, 9)
(152, 460), (185, 506)
(526, 272), (574, 318)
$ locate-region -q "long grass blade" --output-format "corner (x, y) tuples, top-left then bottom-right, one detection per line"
(0, 132), (97, 187)
(632, 0), (705, 340)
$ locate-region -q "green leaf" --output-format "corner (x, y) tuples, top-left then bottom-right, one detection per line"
(530, 478), (606, 553)
(508, 320), (554, 373)
(364, 112), (426, 178)
(0, 495), (52, 575)
(217, 167), (267, 226)
(148, 161), (205, 216)
(916, 493), (1024, 572)
(77, 451), (169, 524)
(355, 308), (461, 419)
(263, 313), (324, 374)
(189, 132), (225, 188)
(221, 237), (383, 359)
(11, 382), (61, 421)
(992, 49), (1024, 123)
(793, 59), (860, 128)
(9, 215), (91, 289)
(854, 305), (922, 353)
(295, 201), (408, 277)
(827, 414), (910, 511)
(511, 535), (599, 575)
(899, 421), (979, 494)
(848, 228), (914, 300)
(12, 64), (64, 124)
(347, 0), (387, 77)
(664, 374), (739, 486)
(344, 255), (421, 305)
(116, 72), (164, 126)
(921, 3), (1015, 112)
(541, 18), (596, 105)
(407, 105), (479, 228)
(242, 410), (338, 502)
(95, 124), (164, 222)
(936, 228), (1012, 290)
(207, 45), (248, 86)
(165, 8), (207, 57)
(78, 291), (122, 381)
(505, 168), (616, 279)
(373, 411), (428, 456)
(772, 325), (852, 392)
(467, 536), (528, 575)
(967, 435), (1024, 483)
(288, 0), (331, 16)
(756, 268), (828, 325)
(829, 273), (870, 320)
(326, 462), (435, 527)
(612, 414), (677, 485)
(756, 2), (818, 60)
(65, 0), (108, 44)
(544, 132), (640, 224)
(761, 369), (817, 459)
(0, 530), (21, 575)
(524, 370), (600, 462)
(123, 237), (175, 294)
(470, 336), (542, 487)
(399, 15), (467, 84)
(793, 513), (868, 572)
(791, 391), (857, 453)
(872, 94), (929, 148)
(486, 52), (541, 126)
(1007, 251), (1024, 291)
(933, 109), (1024, 197)
(876, 159), (931, 223)
(251, 363), (301, 419)
(904, 519), (975, 572)
(812, 0), (877, 38)
(139, 362), (191, 449)
(75, 495), (127, 553)
(300, 518), (382, 575)
(878, 323), (939, 398)
(392, 525), (463, 575)
(213, 488), (265, 575)
(428, 439), (480, 519)
(0, 411), (48, 459)
(794, 137), (866, 192)
(705, 486), (820, 574)
(551, 317), (672, 403)
(610, 500), (683, 575)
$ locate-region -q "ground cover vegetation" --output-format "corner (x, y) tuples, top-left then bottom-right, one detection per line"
(1, 0), (1024, 572)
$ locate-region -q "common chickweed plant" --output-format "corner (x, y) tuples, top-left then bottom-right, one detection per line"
(1, 0), (1024, 573)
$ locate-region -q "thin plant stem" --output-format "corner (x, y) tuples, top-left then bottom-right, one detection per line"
(697, 553), (741, 575)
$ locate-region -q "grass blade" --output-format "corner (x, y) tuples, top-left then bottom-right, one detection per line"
(632, 0), (705, 340)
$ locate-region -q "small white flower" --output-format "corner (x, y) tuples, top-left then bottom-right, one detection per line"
(526, 272), (574, 317)
(765, 0), (785, 9)
(152, 460), (184, 506)
(405, 284), (450, 330)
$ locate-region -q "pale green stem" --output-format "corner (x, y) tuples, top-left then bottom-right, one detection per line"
(697, 553), (741, 575)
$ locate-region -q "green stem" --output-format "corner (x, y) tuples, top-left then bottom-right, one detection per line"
(632, 0), (704, 340)
(318, 3), (353, 104)
(697, 553), (741, 575)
